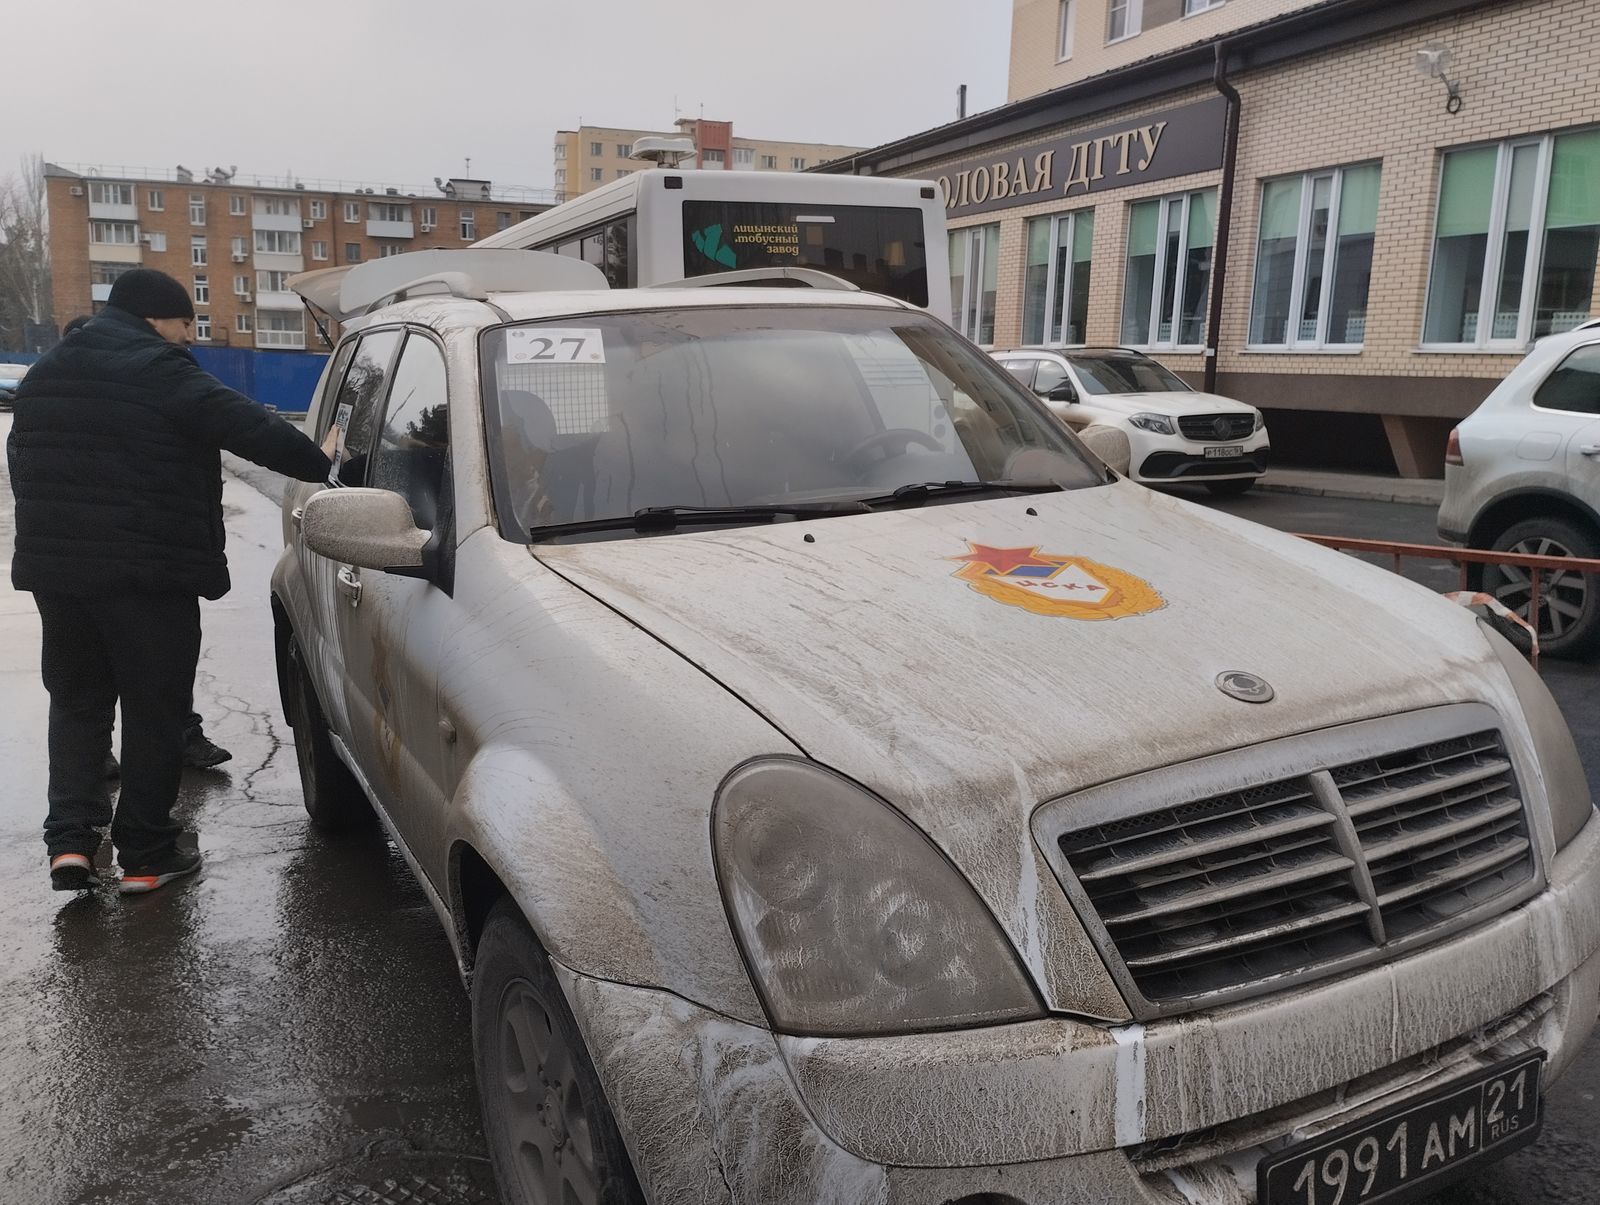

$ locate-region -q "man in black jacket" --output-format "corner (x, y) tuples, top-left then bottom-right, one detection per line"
(9, 269), (334, 894)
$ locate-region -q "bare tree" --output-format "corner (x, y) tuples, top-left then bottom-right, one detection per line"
(0, 154), (53, 352)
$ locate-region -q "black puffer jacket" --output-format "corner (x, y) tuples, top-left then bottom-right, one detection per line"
(8, 307), (331, 600)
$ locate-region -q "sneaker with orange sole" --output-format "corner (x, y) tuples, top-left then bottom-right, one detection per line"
(50, 853), (102, 892)
(119, 848), (202, 895)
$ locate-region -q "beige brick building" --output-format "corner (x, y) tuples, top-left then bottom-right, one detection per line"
(826, 0), (1600, 476)
(45, 166), (557, 351)
(554, 118), (860, 200)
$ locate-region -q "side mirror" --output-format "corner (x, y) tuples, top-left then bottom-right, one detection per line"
(301, 487), (428, 573)
(1078, 423), (1132, 477)
(1046, 381), (1078, 403)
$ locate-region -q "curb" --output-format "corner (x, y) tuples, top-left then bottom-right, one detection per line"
(1255, 480), (1444, 508)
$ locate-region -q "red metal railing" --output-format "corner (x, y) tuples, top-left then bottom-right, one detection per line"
(1292, 534), (1600, 670)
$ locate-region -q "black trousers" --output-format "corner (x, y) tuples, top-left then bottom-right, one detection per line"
(36, 593), (201, 868)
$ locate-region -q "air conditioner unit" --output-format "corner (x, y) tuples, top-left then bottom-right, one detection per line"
(70, 186), (85, 197)
(139, 233), (153, 244)
(302, 219), (315, 228)
(420, 223), (435, 233)
(240, 292), (253, 302)
(231, 252), (247, 262)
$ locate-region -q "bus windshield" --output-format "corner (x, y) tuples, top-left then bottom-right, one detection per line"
(681, 202), (929, 307)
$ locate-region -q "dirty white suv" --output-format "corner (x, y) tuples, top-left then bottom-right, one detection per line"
(1439, 324), (1600, 658)
(272, 250), (1598, 1205)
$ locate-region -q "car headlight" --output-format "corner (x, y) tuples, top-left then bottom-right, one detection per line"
(1482, 623), (1594, 847)
(714, 759), (1044, 1036)
(1252, 409), (1266, 432)
(1128, 412), (1176, 435)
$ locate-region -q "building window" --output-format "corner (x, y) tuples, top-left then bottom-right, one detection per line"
(1249, 162), (1379, 347)
(193, 275), (209, 304)
(1122, 189), (1217, 348)
(344, 243), (362, 262)
(146, 189), (164, 211)
(732, 147), (754, 170)
(89, 221), (137, 244)
(617, 143), (631, 159)
(1058, 0), (1074, 59)
(616, 169), (629, 179)
(554, 142), (567, 160)
(368, 201), (409, 222)
(146, 231), (167, 252)
(702, 149), (726, 170)
(191, 236), (207, 267)
(230, 235), (247, 261)
(1108, 0), (1142, 40)
(1184, 0), (1224, 13)
(89, 182), (134, 206)
(1424, 130), (1600, 346)
(589, 168), (604, 182)
(230, 195), (246, 216)
(497, 211), (511, 231)
(760, 154), (778, 170)
(257, 196), (300, 217)
(234, 275), (249, 296)
(257, 310), (305, 348)
(590, 141), (603, 157)
(236, 314), (253, 334)
(343, 201), (360, 222)
(189, 194), (206, 225)
(555, 168), (567, 186)
(379, 243), (403, 257)
(311, 240), (327, 260)
(310, 199), (327, 220)
(1023, 209), (1095, 344)
(254, 229), (301, 254)
(949, 223), (1001, 344)
(790, 157), (807, 170)
(92, 262), (135, 286)
(460, 210), (476, 240)
(420, 206), (437, 230)
(257, 269), (293, 293)
(194, 315), (211, 341)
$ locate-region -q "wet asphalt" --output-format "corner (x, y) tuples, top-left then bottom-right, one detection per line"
(0, 426), (1594, 1205)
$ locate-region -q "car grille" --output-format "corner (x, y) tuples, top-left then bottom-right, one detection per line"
(1045, 713), (1539, 1013)
(1178, 413), (1256, 441)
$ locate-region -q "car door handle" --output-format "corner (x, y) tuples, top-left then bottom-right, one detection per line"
(1580, 445), (1600, 457)
(336, 565), (362, 605)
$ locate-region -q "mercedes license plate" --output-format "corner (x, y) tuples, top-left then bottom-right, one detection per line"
(1257, 1053), (1543, 1205)
(1203, 444), (1244, 458)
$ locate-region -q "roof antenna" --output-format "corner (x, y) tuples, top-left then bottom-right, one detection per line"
(464, 157), (471, 176)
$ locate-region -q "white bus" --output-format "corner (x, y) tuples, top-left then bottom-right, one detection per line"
(474, 169), (951, 322)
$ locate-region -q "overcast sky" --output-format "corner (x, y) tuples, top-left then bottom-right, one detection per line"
(2, 0), (1012, 195)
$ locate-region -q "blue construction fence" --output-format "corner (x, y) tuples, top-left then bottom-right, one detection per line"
(2, 347), (327, 415)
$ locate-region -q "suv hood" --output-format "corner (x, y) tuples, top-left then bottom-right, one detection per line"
(536, 482), (1496, 816)
(1069, 389), (1257, 419)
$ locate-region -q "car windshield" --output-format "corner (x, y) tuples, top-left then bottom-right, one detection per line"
(480, 305), (1101, 538)
(1068, 354), (1190, 395)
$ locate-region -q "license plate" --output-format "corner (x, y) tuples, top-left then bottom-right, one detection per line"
(1204, 444), (1244, 458)
(1257, 1052), (1543, 1205)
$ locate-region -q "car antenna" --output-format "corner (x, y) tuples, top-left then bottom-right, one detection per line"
(300, 299), (335, 350)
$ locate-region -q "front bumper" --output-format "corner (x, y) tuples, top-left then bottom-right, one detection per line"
(562, 814), (1600, 1204)
(1133, 437), (1271, 484)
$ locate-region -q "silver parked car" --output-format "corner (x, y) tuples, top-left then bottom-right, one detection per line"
(1438, 323), (1600, 657)
(274, 251), (1598, 1205)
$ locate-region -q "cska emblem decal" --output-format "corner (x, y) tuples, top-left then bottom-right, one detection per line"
(947, 542), (1165, 620)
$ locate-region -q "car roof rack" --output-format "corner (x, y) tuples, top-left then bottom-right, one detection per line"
(290, 249), (607, 321)
(645, 266), (860, 292)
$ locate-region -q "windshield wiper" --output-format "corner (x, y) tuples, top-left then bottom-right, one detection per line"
(531, 500), (870, 541)
(854, 479), (1065, 508)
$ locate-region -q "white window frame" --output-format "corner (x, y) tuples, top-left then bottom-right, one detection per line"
(761, 154), (778, 169)
(420, 205), (437, 229)
(590, 141), (604, 157)
(146, 189), (164, 211)
(1183, 0), (1224, 14)
(146, 231), (167, 252)
(790, 157), (807, 170)
(188, 194), (206, 225)
(1029, 208), (1095, 345)
(90, 182), (134, 206)
(379, 243), (403, 257)
(1248, 163), (1379, 350)
(460, 210), (476, 240)
(311, 240), (328, 261)
(89, 221), (138, 245)
(230, 235), (247, 261)
(194, 315), (211, 341)
(309, 199), (327, 220)
(617, 143), (631, 159)
(554, 142), (567, 161)
(1107, 0), (1143, 42)
(344, 243), (362, 263)
(191, 236), (207, 267)
(257, 269), (292, 293)
(950, 222), (1001, 345)
(253, 229), (302, 254)
(1125, 190), (1213, 350)
(1421, 135), (1560, 351)
(236, 314), (253, 334)
(229, 195), (246, 216)
(343, 201), (360, 222)
(234, 274), (249, 296)
(589, 167), (604, 182)
(1057, 0), (1074, 60)
(193, 275), (209, 304)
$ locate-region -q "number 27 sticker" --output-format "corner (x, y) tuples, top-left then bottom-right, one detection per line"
(506, 328), (606, 364)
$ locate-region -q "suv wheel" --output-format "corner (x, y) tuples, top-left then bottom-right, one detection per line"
(1483, 517), (1600, 658)
(286, 633), (373, 829)
(473, 899), (645, 1205)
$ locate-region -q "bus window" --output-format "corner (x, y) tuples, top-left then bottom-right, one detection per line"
(681, 201), (929, 307)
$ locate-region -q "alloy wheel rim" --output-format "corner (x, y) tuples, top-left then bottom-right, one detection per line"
(496, 979), (601, 1205)
(1492, 537), (1591, 640)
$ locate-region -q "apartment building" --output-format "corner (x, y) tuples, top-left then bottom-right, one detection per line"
(46, 166), (557, 351)
(826, 0), (1600, 476)
(553, 118), (860, 199)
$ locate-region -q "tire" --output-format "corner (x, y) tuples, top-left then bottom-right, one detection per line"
(286, 633), (373, 829)
(1483, 516), (1600, 659)
(1204, 478), (1256, 497)
(472, 899), (645, 1205)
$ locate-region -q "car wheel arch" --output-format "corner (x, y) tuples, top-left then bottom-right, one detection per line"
(1468, 488), (1600, 549)
(270, 593), (295, 725)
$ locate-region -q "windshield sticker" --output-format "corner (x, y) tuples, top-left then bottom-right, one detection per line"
(948, 542), (1165, 620)
(506, 328), (606, 365)
(326, 402), (353, 487)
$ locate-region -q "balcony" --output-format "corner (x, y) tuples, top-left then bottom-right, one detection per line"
(367, 218), (415, 239)
(252, 210), (303, 232)
(252, 251), (304, 274)
(87, 243), (143, 264)
(255, 289), (302, 311)
(88, 200), (138, 221)
(256, 328), (306, 349)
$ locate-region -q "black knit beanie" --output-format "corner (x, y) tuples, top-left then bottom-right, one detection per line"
(107, 269), (195, 321)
